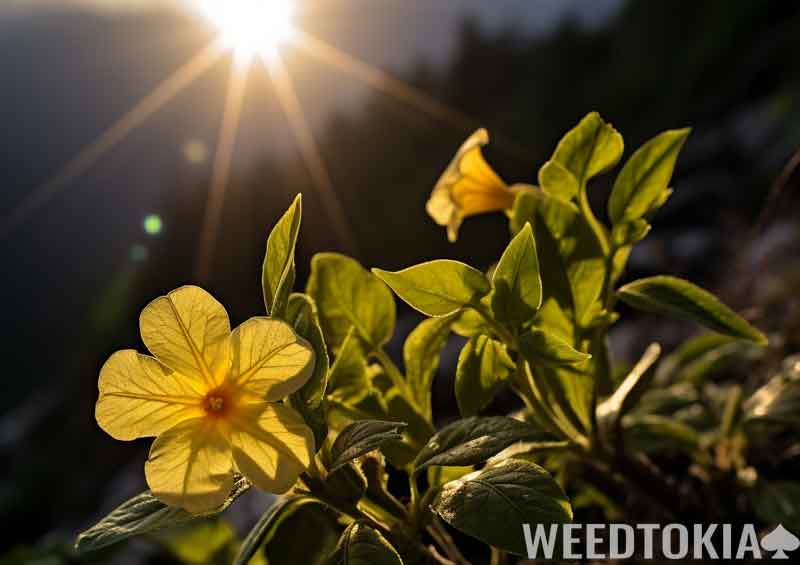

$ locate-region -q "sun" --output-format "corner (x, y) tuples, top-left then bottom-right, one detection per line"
(194, 0), (296, 63)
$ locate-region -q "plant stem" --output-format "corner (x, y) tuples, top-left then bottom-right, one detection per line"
(373, 347), (417, 406)
(469, 303), (516, 345)
(428, 515), (471, 565)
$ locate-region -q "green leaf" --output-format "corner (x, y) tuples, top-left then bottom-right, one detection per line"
(618, 276), (768, 345)
(455, 335), (515, 417)
(511, 190), (605, 328)
(751, 481), (800, 530)
(287, 293), (329, 407)
(492, 223), (542, 326)
(550, 111), (623, 184)
(372, 260), (490, 317)
(427, 465), (474, 489)
(308, 253), (396, 351)
(413, 416), (545, 473)
(432, 459), (572, 556)
(608, 128), (690, 224)
(263, 195), (302, 319)
(234, 496), (313, 565)
(611, 219), (651, 248)
(327, 327), (371, 407)
(75, 476), (250, 554)
(622, 414), (701, 455)
(518, 328), (590, 368)
(327, 523), (403, 565)
(403, 316), (453, 419)
(155, 519), (235, 565)
(538, 160), (579, 200)
(330, 420), (408, 471)
(286, 293), (330, 450)
(382, 390), (435, 466)
(744, 373), (800, 428)
(261, 500), (342, 565)
(325, 463), (368, 510)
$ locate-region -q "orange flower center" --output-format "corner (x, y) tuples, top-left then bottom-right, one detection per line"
(202, 385), (236, 419)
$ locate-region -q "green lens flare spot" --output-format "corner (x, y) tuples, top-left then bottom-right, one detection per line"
(143, 214), (163, 236)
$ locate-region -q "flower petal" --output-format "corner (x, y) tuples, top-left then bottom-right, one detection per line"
(144, 417), (234, 514)
(140, 285), (231, 388)
(230, 317), (314, 401)
(427, 129), (511, 242)
(229, 402), (314, 494)
(96, 350), (205, 441)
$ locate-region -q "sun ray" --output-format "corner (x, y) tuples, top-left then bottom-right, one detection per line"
(294, 31), (531, 162)
(194, 61), (250, 282)
(266, 55), (360, 255)
(0, 41), (224, 240)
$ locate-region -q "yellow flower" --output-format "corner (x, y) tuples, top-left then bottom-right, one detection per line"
(95, 285), (315, 513)
(426, 128), (518, 242)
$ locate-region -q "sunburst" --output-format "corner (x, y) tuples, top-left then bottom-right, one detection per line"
(0, 0), (526, 282)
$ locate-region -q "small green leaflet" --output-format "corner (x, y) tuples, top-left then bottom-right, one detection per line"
(538, 160), (579, 200)
(403, 315), (453, 419)
(550, 111), (623, 184)
(413, 416), (546, 473)
(491, 223), (542, 327)
(327, 327), (371, 407)
(308, 253), (396, 351)
(263, 194), (302, 319)
(287, 293), (329, 408)
(373, 260), (490, 317)
(432, 459), (572, 556)
(455, 335), (515, 417)
(327, 522), (403, 565)
(608, 128), (690, 224)
(329, 420), (408, 471)
(518, 328), (590, 368)
(75, 476), (250, 554)
(618, 276), (768, 345)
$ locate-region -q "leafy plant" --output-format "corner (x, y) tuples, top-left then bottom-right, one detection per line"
(77, 113), (796, 564)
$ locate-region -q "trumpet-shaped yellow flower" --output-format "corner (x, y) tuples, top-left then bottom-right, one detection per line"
(95, 285), (315, 513)
(427, 129), (519, 242)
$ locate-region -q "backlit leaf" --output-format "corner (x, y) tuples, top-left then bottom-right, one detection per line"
(330, 420), (408, 471)
(403, 316), (454, 419)
(308, 253), (395, 352)
(550, 111), (623, 184)
(373, 260), (490, 317)
(413, 416), (545, 473)
(618, 276), (767, 345)
(491, 223), (542, 326)
(608, 128), (690, 224)
(518, 328), (590, 368)
(327, 523), (403, 565)
(75, 476), (250, 554)
(263, 195), (302, 318)
(432, 459), (572, 556)
(455, 335), (515, 417)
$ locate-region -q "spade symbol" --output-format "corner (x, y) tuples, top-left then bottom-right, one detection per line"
(761, 524), (800, 559)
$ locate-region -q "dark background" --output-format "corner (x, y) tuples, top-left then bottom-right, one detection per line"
(1, 1), (799, 562)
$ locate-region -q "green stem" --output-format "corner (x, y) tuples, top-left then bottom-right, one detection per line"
(373, 347), (416, 405)
(578, 183), (610, 256)
(408, 472), (421, 529)
(469, 302), (515, 345)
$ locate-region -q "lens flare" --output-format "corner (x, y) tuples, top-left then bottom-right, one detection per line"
(195, 0), (295, 63)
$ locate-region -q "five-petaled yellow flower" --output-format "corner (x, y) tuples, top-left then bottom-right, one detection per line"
(95, 285), (315, 513)
(426, 128), (521, 242)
